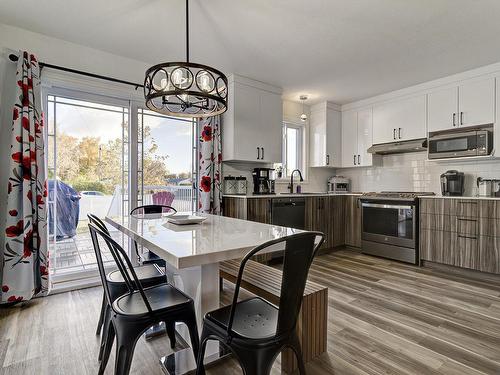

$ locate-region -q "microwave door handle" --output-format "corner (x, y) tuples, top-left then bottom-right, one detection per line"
(453, 113), (456, 126)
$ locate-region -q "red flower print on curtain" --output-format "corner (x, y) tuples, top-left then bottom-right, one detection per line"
(1, 51), (48, 304)
(198, 116), (222, 214)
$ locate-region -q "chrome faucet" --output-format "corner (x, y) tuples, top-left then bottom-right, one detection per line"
(289, 169), (304, 193)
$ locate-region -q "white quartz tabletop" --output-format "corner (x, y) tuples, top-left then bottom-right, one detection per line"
(105, 213), (303, 269)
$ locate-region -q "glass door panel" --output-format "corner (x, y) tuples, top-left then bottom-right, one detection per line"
(137, 109), (196, 212)
(46, 93), (129, 283)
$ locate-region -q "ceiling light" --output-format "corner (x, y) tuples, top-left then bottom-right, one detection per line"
(300, 95), (308, 122)
(144, 0), (228, 118)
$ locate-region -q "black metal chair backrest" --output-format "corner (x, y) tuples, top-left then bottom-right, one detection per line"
(227, 231), (325, 338)
(130, 204), (177, 217)
(87, 214), (110, 235)
(88, 223), (154, 315)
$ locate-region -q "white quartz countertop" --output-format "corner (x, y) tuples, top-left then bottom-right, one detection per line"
(419, 195), (500, 201)
(105, 213), (303, 269)
(223, 193), (363, 199)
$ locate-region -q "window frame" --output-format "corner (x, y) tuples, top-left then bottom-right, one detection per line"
(281, 121), (306, 179)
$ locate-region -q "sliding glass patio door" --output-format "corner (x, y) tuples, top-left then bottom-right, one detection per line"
(45, 89), (130, 287)
(43, 88), (197, 289)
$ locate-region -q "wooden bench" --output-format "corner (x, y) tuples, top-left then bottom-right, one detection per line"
(219, 259), (328, 374)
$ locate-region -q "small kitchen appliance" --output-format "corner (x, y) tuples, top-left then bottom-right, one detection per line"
(492, 179), (500, 197)
(477, 177), (493, 197)
(328, 176), (350, 193)
(252, 168), (275, 195)
(441, 170), (465, 196)
(428, 126), (493, 159)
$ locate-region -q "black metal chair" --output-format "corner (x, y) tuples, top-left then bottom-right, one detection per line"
(89, 222), (200, 375)
(87, 214), (175, 363)
(196, 231), (325, 375)
(130, 205), (177, 268)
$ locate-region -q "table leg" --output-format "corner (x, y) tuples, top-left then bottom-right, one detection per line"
(160, 263), (229, 375)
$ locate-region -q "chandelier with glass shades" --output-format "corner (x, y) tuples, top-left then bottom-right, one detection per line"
(144, 0), (228, 118)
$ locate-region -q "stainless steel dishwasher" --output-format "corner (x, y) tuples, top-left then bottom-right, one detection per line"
(271, 197), (306, 230)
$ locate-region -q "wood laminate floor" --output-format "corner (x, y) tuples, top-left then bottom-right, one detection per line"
(1, 250), (500, 375)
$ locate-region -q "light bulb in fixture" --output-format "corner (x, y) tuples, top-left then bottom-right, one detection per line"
(299, 95), (308, 122)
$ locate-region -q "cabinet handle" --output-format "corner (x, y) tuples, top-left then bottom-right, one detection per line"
(357, 154), (360, 165)
(393, 128), (396, 140)
(458, 234), (477, 240)
(453, 113), (456, 126)
(257, 147), (260, 160)
(326, 154), (330, 165)
(261, 147), (264, 160)
(353, 155), (357, 165)
(460, 111), (464, 126)
(398, 127), (402, 139)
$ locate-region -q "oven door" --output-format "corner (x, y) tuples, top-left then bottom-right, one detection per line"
(428, 131), (479, 159)
(362, 202), (416, 248)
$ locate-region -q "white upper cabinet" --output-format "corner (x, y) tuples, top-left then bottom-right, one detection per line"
(222, 75), (283, 163)
(372, 95), (426, 144)
(341, 107), (373, 168)
(427, 86), (458, 132)
(428, 77), (495, 133)
(357, 107), (373, 167)
(458, 78), (495, 128)
(310, 102), (342, 167)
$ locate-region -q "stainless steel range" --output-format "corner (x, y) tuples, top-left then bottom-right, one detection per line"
(360, 192), (435, 264)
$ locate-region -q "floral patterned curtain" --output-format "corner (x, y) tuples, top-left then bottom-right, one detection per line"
(1, 51), (48, 304)
(198, 116), (222, 214)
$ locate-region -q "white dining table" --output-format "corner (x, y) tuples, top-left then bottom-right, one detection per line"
(105, 212), (302, 374)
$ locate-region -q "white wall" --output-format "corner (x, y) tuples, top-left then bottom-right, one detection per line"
(0, 23), (151, 86)
(223, 100), (334, 194)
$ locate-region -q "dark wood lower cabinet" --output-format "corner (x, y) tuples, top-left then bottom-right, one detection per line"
(224, 195), (351, 252)
(222, 197), (271, 224)
(330, 197), (345, 248)
(344, 195), (361, 248)
(247, 198), (272, 224)
(420, 198), (500, 275)
(305, 197), (330, 250)
(479, 236), (500, 274)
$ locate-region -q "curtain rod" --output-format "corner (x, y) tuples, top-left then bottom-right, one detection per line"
(8, 53), (144, 90)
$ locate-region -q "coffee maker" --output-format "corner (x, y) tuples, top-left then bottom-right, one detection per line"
(252, 168), (275, 195)
(441, 170), (465, 196)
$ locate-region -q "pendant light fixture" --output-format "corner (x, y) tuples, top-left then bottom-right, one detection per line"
(144, 0), (228, 118)
(300, 95), (308, 122)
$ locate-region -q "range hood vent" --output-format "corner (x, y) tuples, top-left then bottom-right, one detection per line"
(367, 138), (427, 155)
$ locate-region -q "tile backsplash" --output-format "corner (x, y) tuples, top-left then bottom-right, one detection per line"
(222, 162), (334, 194)
(340, 152), (500, 195)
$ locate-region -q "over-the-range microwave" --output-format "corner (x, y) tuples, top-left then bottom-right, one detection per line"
(428, 127), (493, 159)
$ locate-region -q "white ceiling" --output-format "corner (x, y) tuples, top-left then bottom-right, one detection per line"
(1, 0), (500, 104)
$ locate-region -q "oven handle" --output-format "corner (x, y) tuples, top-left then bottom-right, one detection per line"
(361, 202), (413, 210)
